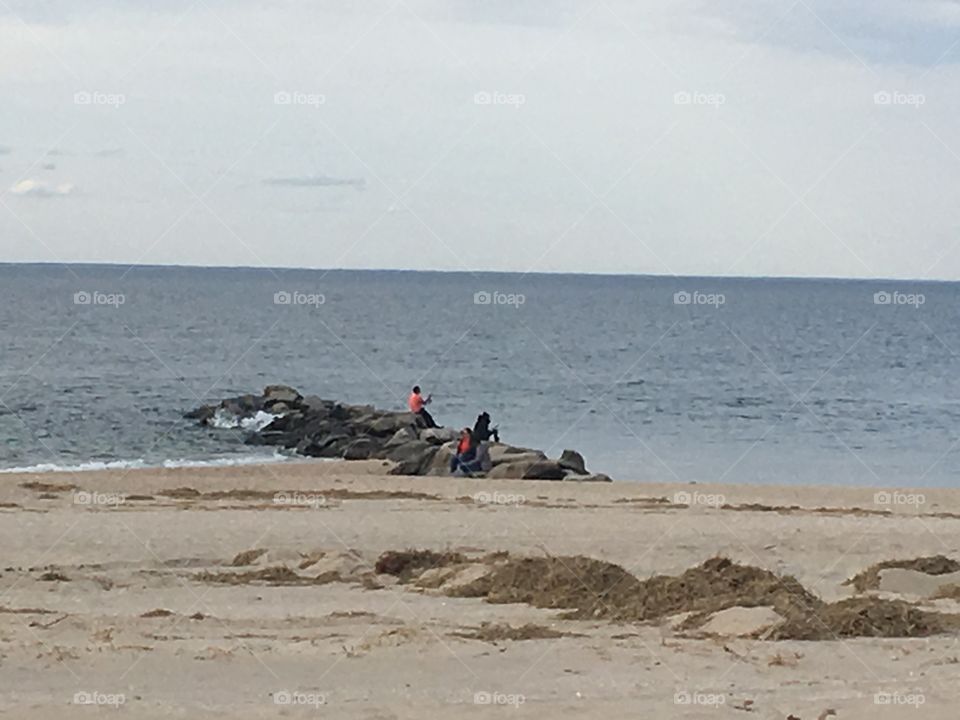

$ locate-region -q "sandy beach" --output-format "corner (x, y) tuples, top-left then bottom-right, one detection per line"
(2, 461), (959, 718)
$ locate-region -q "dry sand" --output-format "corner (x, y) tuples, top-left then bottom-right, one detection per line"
(1, 459), (959, 718)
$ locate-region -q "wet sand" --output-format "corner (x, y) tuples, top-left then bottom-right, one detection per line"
(1, 460), (959, 718)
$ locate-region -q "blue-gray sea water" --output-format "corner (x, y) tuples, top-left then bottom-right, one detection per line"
(1, 263), (957, 487)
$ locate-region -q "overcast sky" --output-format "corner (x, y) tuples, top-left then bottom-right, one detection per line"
(2, 0), (960, 279)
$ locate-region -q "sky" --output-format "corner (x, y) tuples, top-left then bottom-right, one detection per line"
(1, 0), (960, 279)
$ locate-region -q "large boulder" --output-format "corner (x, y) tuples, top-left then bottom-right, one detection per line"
(343, 437), (382, 460)
(423, 442), (457, 476)
(487, 459), (565, 480)
(263, 385), (302, 406)
(368, 413), (418, 437)
(420, 427), (459, 445)
(387, 440), (438, 475)
(385, 427), (418, 448)
(488, 444), (547, 466)
(563, 472), (613, 483)
(558, 449), (587, 475)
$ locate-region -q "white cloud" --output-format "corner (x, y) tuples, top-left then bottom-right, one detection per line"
(10, 179), (76, 197)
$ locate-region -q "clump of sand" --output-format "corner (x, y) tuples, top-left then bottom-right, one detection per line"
(451, 622), (580, 642)
(844, 555), (960, 592)
(374, 549), (466, 581)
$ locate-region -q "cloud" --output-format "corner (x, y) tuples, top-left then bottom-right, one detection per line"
(10, 179), (76, 197)
(42, 162), (56, 170)
(93, 148), (124, 158)
(263, 175), (366, 189)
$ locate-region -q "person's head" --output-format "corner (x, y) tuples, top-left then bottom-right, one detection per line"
(461, 427), (471, 437)
(412, 385), (421, 395)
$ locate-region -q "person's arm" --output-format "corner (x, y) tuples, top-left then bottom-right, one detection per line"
(424, 393), (432, 405)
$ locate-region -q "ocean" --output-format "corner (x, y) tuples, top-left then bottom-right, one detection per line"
(1, 263), (957, 487)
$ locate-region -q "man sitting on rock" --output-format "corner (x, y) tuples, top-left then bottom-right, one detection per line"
(408, 385), (439, 428)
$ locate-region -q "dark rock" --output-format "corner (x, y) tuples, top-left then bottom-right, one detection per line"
(563, 472), (612, 483)
(420, 427), (459, 445)
(559, 449), (587, 475)
(487, 460), (565, 480)
(387, 440), (438, 475)
(263, 385), (302, 405)
(343, 437), (382, 460)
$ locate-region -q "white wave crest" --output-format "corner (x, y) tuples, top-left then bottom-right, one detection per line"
(210, 409), (278, 431)
(0, 451), (293, 474)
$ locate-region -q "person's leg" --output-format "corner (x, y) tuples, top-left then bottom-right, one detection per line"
(419, 408), (438, 428)
(449, 454), (460, 474)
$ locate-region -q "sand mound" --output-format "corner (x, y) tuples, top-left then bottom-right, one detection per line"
(194, 566), (341, 586)
(845, 555), (960, 592)
(451, 622), (579, 642)
(374, 549), (467, 581)
(770, 597), (960, 640)
(385, 550), (960, 640)
(450, 555), (819, 624)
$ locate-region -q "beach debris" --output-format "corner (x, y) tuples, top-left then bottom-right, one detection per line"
(388, 550), (960, 640)
(230, 548), (268, 566)
(193, 566), (341, 586)
(844, 555), (960, 592)
(19, 480), (77, 493)
(186, 386), (605, 480)
(374, 549), (466, 582)
(451, 622), (582, 642)
(141, 608), (175, 618)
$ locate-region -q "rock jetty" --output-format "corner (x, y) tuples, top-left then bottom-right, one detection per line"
(185, 385), (611, 482)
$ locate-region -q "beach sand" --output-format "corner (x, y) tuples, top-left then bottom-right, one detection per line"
(1, 460), (959, 718)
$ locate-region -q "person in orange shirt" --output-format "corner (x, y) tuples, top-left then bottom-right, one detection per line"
(408, 385), (439, 428)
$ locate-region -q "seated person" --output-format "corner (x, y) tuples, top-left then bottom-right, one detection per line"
(450, 428), (480, 475)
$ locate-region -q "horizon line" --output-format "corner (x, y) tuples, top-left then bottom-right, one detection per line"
(0, 260), (957, 285)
